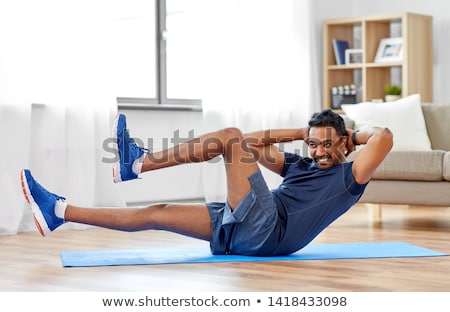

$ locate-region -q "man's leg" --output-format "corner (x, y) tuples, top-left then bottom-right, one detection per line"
(65, 203), (213, 241)
(21, 169), (213, 239)
(140, 127), (260, 209)
(114, 114), (260, 209)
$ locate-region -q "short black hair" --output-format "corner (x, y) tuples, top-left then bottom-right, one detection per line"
(308, 109), (346, 136)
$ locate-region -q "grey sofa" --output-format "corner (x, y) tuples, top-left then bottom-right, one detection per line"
(345, 104), (450, 211)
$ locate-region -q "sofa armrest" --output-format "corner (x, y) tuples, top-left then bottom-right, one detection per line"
(422, 104), (450, 151)
(444, 152), (450, 181)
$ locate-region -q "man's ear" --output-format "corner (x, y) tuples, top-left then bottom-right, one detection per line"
(338, 136), (350, 158)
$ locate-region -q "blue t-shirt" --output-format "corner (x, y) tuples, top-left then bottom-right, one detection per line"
(270, 152), (367, 255)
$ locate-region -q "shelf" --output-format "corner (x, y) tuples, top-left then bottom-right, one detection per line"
(328, 64), (363, 70)
(322, 12), (433, 109)
(365, 62), (402, 68)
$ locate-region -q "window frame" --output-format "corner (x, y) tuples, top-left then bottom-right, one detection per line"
(117, 0), (202, 111)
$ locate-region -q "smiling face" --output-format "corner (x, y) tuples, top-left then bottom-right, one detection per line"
(307, 126), (347, 169)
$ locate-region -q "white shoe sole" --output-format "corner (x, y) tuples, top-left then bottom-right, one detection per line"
(112, 114), (123, 183)
(20, 170), (51, 236)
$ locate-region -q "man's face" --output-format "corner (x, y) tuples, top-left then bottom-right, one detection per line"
(307, 126), (347, 169)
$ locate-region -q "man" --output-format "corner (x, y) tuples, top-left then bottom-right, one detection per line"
(20, 109), (393, 256)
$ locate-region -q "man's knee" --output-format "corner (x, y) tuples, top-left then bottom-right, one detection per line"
(220, 127), (244, 140)
(213, 128), (244, 154)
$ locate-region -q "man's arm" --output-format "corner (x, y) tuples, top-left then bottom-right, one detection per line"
(244, 128), (308, 175)
(350, 127), (393, 184)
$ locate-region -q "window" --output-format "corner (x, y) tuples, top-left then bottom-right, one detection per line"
(114, 0), (203, 110)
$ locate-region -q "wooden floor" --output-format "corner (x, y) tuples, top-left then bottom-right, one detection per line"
(1, 204), (449, 292)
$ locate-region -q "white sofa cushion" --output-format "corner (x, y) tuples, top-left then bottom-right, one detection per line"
(341, 94), (432, 151)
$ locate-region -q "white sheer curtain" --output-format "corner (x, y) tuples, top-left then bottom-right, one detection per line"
(0, 0), (320, 233)
(200, 0), (320, 201)
(0, 1), (125, 234)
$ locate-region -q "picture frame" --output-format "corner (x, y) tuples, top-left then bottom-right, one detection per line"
(345, 49), (363, 64)
(374, 37), (403, 63)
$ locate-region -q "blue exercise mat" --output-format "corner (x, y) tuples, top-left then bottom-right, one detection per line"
(60, 242), (447, 267)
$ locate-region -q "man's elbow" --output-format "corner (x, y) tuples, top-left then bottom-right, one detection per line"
(380, 127), (394, 150)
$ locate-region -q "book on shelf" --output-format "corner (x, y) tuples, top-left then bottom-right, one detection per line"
(332, 39), (349, 65)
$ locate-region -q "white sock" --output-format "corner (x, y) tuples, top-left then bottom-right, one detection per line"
(55, 200), (67, 220)
(132, 154), (145, 175)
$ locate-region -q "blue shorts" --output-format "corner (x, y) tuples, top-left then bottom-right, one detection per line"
(206, 170), (282, 256)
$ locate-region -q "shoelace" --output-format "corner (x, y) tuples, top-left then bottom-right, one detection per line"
(124, 129), (151, 154)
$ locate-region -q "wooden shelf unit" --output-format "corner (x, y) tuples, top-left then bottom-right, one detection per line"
(322, 13), (433, 110)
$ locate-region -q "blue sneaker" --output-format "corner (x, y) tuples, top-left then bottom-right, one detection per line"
(20, 169), (66, 236)
(112, 113), (149, 183)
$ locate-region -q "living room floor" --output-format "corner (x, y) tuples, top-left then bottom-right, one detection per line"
(1, 204), (449, 292)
